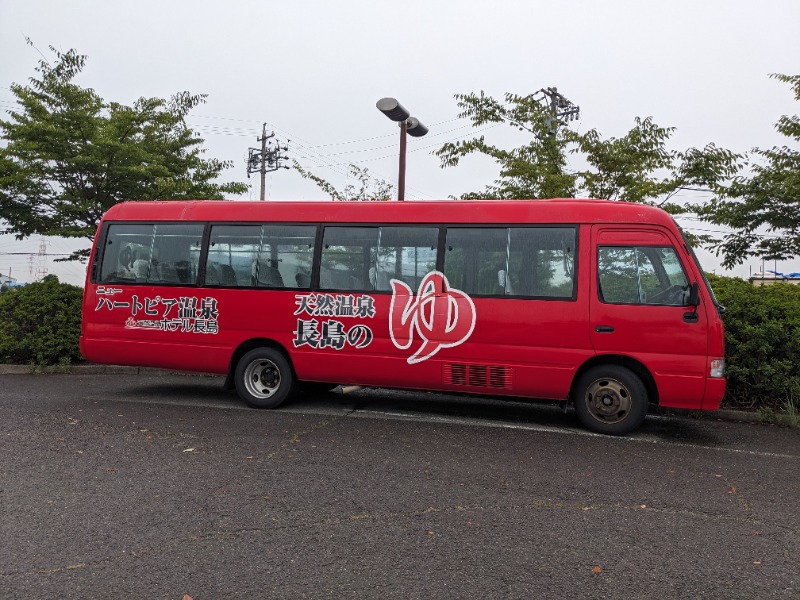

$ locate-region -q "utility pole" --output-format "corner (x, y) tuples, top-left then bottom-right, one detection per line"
(30, 238), (47, 281)
(247, 123), (290, 200)
(534, 87), (580, 135)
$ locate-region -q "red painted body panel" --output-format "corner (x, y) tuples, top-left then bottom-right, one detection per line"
(702, 378), (726, 410)
(588, 224), (714, 409)
(81, 199), (726, 409)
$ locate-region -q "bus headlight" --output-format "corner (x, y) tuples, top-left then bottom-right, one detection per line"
(710, 358), (725, 378)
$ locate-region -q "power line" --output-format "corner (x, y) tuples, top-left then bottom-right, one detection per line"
(190, 113), (464, 198)
(0, 251), (73, 256)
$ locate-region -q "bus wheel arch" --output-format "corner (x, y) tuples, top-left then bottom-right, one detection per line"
(229, 339), (297, 409)
(570, 356), (656, 435)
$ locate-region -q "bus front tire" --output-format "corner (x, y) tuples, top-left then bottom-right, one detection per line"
(574, 365), (648, 435)
(235, 348), (296, 409)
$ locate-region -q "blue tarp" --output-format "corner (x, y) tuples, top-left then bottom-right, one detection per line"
(766, 270), (800, 278)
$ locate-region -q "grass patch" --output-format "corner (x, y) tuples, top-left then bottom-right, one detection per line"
(758, 398), (799, 429)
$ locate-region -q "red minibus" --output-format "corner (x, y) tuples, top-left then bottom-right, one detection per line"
(80, 199), (726, 435)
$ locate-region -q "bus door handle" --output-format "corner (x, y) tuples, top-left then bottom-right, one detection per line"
(595, 325), (615, 333)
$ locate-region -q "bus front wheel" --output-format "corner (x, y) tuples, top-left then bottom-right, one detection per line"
(235, 348), (296, 409)
(574, 365), (648, 435)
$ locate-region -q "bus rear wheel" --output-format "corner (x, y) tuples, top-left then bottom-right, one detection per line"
(574, 365), (648, 435)
(235, 348), (296, 409)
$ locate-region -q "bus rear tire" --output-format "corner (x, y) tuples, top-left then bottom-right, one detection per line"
(574, 365), (648, 435)
(235, 347), (296, 409)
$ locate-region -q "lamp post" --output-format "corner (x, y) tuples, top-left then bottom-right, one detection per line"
(376, 98), (428, 201)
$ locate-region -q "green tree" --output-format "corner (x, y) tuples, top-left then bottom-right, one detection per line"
(575, 119), (739, 214)
(436, 92), (576, 199)
(0, 44), (247, 260)
(436, 90), (739, 211)
(294, 161), (393, 201)
(696, 74), (800, 268)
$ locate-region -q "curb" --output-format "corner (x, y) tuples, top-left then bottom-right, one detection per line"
(0, 364), (204, 376)
(708, 409), (764, 424)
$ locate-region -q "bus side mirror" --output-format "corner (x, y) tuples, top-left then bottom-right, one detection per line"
(688, 282), (700, 307)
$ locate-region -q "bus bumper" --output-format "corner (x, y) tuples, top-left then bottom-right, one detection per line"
(702, 377), (726, 410)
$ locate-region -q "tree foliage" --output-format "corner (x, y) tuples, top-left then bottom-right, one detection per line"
(696, 74), (800, 267)
(294, 161), (393, 201)
(0, 44), (247, 260)
(436, 91), (740, 214)
(0, 275), (83, 365)
(436, 92), (576, 199)
(575, 119), (739, 214)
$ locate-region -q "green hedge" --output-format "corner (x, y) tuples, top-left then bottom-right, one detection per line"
(0, 275), (84, 366)
(707, 274), (800, 410)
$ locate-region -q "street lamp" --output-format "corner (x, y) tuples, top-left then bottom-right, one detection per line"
(376, 97), (428, 201)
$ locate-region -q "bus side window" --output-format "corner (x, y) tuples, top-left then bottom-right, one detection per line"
(207, 225), (261, 287)
(151, 224), (204, 285)
(320, 226), (373, 291)
(371, 226), (438, 292)
(444, 226), (576, 298)
(260, 225), (316, 289)
(597, 246), (689, 306)
(444, 228), (507, 295)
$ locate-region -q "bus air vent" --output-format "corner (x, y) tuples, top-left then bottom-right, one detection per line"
(443, 364), (514, 390)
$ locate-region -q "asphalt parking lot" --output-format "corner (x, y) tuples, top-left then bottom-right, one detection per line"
(1, 372), (798, 599)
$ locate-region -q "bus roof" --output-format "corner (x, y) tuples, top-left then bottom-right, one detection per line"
(99, 198), (676, 227)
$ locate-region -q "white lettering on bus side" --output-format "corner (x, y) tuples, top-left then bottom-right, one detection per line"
(293, 293), (376, 319)
(292, 292), (376, 350)
(94, 293), (220, 335)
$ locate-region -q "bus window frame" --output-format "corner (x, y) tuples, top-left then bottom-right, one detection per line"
(93, 219), (579, 301)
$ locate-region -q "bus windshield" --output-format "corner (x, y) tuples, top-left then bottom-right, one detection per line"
(674, 221), (723, 312)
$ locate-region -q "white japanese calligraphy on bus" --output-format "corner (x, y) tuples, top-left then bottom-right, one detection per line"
(389, 271), (476, 364)
(293, 293), (375, 350)
(94, 294), (220, 334)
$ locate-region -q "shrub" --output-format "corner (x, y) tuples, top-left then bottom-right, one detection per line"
(707, 274), (800, 410)
(0, 275), (83, 365)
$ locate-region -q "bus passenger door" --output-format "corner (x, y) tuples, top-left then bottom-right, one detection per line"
(589, 226), (709, 408)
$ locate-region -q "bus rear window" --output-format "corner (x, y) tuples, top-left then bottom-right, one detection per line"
(99, 223), (203, 285)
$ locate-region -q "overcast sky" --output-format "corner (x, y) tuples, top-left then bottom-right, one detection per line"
(2, 0), (799, 286)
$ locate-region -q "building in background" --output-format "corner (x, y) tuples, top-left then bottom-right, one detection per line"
(749, 270), (800, 286)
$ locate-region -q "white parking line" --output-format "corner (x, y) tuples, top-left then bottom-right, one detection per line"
(108, 394), (799, 460)
(292, 406), (800, 460)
